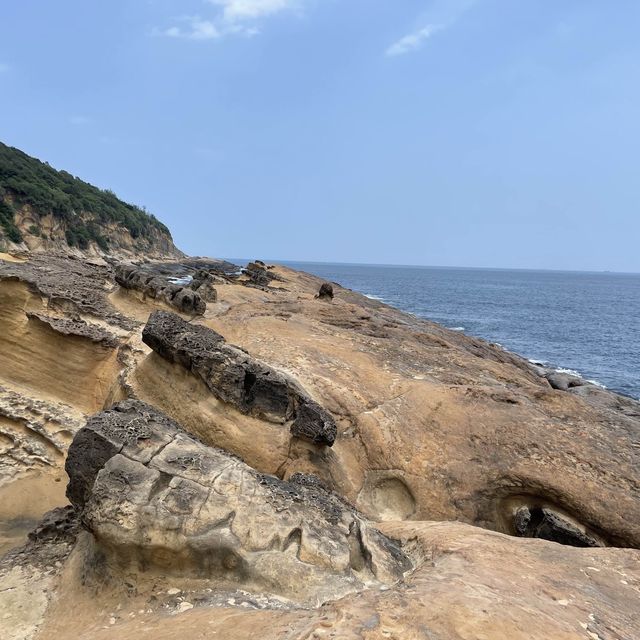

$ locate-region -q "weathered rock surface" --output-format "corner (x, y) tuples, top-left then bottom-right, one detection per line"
(1, 251), (640, 640)
(316, 282), (334, 300)
(0, 252), (135, 329)
(141, 310), (337, 446)
(189, 269), (218, 302)
(29, 520), (640, 640)
(65, 401), (410, 604)
(546, 371), (586, 391)
(115, 264), (206, 315)
(241, 260), (284, 289)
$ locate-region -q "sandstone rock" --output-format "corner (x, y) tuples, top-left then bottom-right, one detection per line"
(142, 310), (337, 446)
(115, 264), (206, 316)
(65, 401), (411, 604)
(316, 282), (334, 300)
(0, 252), (135, 329)
(3, 252), (640, 640)
(25, 312), (119, 348)
(190, 269), (218, 302)
(242, 261), (284, 289)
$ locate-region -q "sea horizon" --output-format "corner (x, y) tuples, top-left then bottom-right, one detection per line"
(226, 258), (640, 277)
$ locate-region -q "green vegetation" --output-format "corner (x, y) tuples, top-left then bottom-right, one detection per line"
(0, 199), (22, 243)
(0, 141), (172, 249)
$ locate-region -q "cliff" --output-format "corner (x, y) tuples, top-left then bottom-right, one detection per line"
(0, 142), (182, 259)
(0, 250), (639, 640)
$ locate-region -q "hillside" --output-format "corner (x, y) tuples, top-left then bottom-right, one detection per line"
(0, 142), (181, 257)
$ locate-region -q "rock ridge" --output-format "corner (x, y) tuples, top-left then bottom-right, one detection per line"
(141, 310), (337, 446)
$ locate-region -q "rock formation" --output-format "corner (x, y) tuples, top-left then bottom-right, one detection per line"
(141, 310), (337, 446)
(1, 249), (640, 639)
(316, 282), (334, 300)
(115, 264), (206, 316)
(188, 269), (218, 302)
(241, 260), (284, 289)
(65, 400), (410, 604)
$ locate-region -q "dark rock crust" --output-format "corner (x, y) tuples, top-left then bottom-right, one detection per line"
(115, 264), (206, 316)
(316, 283), (334, 300)
(513, 506), (601, 548)
(141, 310), (337, 446)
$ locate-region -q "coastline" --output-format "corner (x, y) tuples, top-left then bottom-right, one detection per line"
(272, 261), (639, 401)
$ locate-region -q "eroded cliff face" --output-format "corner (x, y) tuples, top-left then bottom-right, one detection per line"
(0, 251), (639, 640)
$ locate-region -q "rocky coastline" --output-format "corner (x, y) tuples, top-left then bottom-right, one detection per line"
(1, 250), (639, 639)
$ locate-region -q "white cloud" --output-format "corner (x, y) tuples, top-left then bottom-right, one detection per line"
(208, 0), (299, 22)
(158, 17), (220, 40)
(157, 0), (300, 42)
(386, 25), (442, 57)
(386, 0), (478, 58)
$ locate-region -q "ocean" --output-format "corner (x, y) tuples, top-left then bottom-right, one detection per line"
(279, 262), (640, 400)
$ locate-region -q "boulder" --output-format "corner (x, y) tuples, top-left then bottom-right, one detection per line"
(64, 401), (411, 604)
(316, 282), (334, 300)
(142, 310), (337, 446)
(513, 506), (601, 547)
(545, 371), (586, 391)
(189, 269), (218, 302)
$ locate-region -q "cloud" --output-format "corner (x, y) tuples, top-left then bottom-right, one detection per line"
(386, 0), (478, 58)
(386, 24), (442, 57)
(208, 0), (299, 22)
(157, 17), (220, 40)
(157, 0), (300, 42)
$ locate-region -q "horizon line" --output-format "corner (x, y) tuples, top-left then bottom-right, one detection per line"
(223, 257), (640, 276)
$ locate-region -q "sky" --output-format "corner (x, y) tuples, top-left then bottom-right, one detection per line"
(1, 0), (639, 271)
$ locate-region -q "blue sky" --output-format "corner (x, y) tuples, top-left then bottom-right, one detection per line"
(1, 1), (639, 271)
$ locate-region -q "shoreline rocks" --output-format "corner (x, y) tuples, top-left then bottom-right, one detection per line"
(142, 310), (337, 446)
(115, 264), (206, 316)
(64, 401), (410, 603)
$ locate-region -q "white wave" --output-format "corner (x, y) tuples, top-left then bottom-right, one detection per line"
(555, 367), (583, 378)
(448, 326), (465, 331)
(364, 293), (385, 301)
(168, 275), (193, 286)
(528, 358), (549, 366)
(554, 367), (607, 389)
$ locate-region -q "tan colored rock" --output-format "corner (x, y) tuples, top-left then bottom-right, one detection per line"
(0, 252), (639, 640)
(33, 521), (640, 640)
(64, 401), (410, 606)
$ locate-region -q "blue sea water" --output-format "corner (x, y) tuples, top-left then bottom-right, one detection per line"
(280, 262), (640, 400)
